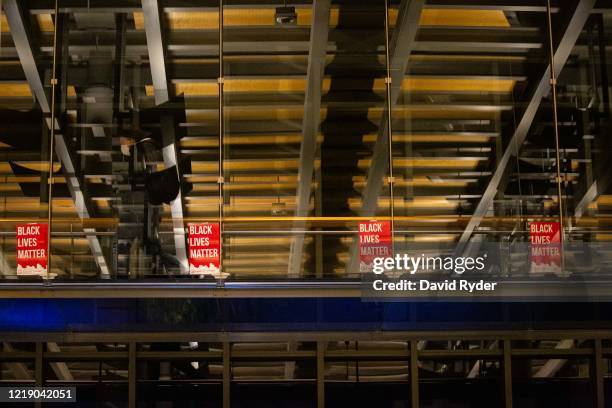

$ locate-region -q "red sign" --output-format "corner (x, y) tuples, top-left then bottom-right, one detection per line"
(188, 222), (220, 275)
(358, 220), (392, 272)
(529, 221), (561, 273)
(16, 223), (48, 276)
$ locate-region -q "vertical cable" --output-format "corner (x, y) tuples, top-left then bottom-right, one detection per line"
(509, 60), (524, 233)
(383, 0), (395, 250)
(46, 0), (60, 279)
(218, 0), (225, 279)
(546, 0), (565, 267)
(0, 0), (3, 274)
(0, 3), (3, 275)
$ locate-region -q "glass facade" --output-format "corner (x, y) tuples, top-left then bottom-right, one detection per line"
(0, 0), (610, 295)
(6, 2), (612, 407)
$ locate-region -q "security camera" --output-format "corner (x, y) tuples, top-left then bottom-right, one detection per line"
(275, 6), (297, 26)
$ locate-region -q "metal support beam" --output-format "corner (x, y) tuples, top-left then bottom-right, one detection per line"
(141, 0), (169, 103)
(128, 341), (136, 408)
(410, 340), (419, 408)
(426, 1), (556, 12)
(575, 171), (612, 218)
(35, 342), (43, 385)
(288, 0), (331, 276)
(360, 0), (424, 215)
(35, 342), (42, 408)
(21, 0), (553, 13)
(593, 338), (605, 408)
(317, 341), (325, 408)
(503, 339), (512, 408)
(2, 343), (32, 380)
(533, 339), (574, 377)
(4, 0), (110, 277)
(141, 0), (188, 274)
(347, 0), (425, 273)
(456, 0), (596, 253)
(284, 341), (296, 379)
(47, 343), (74, 381)
(223, 341), (231, 408)
(467, 340), (498, 378)
(113, 13), (127, 115)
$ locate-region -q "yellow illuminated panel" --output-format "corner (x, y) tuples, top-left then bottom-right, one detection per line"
(133, 8), (509, 30)
(363, 133), (494, 144)
(146, 77), (515, 97)
(348, 197), (461, 211)
(353, 176), (472, 189)
(0, 13), (7, 33)
(358, 157), (484, 169)
(35, 14), (55, 32)
(0, 83), (76, 98)
(0, 162), (62, 173)
(0, 83), (34, 97)
(419, 9), (510, 27)
(400, 78), (515, 93)
(135, 8), (315, 29)
(0, 198), (75, 213)
(190, 159), (309, 173)
(181, 134), (320, 147)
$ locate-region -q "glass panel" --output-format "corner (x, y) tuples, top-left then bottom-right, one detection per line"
(55, 5), (217, 279)
(219, 1), (390, 278)
(395, 2), (552, 271)
(0, 0), (608, 300)
(0, 5), (55, 279)
(553, 4), (612, 246)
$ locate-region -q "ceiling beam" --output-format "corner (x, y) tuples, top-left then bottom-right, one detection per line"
(533, 339), (574, 378)
(455, 0), (596, 253)
(574, 177), (604, 218)
(425, 0), (557, 12)
(24, 0), (555, 14)
(141, 0), (188, 274)
(47, 342), (74, 381)
(287, 0), (331, 277)
(2, 343), (32, 380)
(27, 0), (313, 13)
(4, 0), (111, 277)
(346, 0), (425, 274)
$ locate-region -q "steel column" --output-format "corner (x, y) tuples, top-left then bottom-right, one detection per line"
(593, 338), (605, 408)
(34, 342), (43, 408)
(141, 0), (188, 274)
(223, 341), (231, 408)
(288, 0), (331, 276)
(347, 0), (425, 273)
(317, 341), (325, 408)
(503, 339), (513, 408)
(129, 341), (136, 408)
(410, 340), (419, 408)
